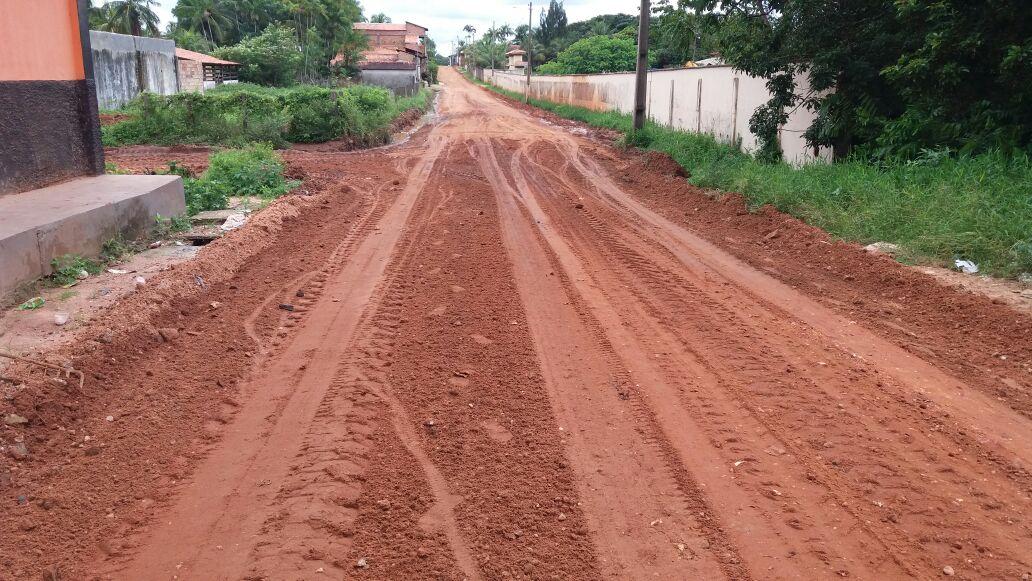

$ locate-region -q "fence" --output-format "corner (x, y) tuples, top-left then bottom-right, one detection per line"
(482, 67), (831, 165)
(90, 31), (178, 110)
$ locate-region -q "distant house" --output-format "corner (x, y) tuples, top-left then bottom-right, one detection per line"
(333, 21), (428, 96)
(175, 48), (240, 93)
(505, 45), (527, 71)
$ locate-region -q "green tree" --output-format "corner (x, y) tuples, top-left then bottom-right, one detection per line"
(174, 0), (234, 45)
(214, 24), (303, 85)
(97, 0), (161, 36)
(536, 35), (651, 75)
(167, 26), (215, 52)
(692, 0), (1032, 160)
(369, 12), (391, 23)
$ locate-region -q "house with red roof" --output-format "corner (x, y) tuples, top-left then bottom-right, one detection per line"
(333, 21), (429, 95)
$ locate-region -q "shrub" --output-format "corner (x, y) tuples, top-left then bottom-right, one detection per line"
(183, 144), (298, 214)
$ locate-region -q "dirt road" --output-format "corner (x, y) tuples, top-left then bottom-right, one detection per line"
(3, 67), (1030, 580)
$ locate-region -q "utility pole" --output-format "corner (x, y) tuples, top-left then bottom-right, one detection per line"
(491, 20), (496, 71)
(526, 1), (533, 103)
(633, 0), (650, 131)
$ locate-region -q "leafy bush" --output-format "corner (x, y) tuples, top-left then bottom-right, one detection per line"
(214, 25), (303, 87)
(183, 144), (298, 214)
(102, 84), (430, 148)
(536, 35), (653, 75)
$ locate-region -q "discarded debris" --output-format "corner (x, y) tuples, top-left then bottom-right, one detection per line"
(107, 268), (128, 275)
(278, 303), (295, 312)
(220, 213), (248, 231)
(134, 276), (147, 287)
(0, 350), (85, 391)
(954, 259), (979, 274)
(17, 297), (45, 310)
(54, 312), (70, 326)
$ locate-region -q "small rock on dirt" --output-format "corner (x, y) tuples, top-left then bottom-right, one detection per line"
(158, 328), (179, 342)
(8, 442), (29, 460)
(279, 303), (295, 312)
(942, 565), (955, 576)
(864, 242), (901, 256)
(3, 413), (28, 426)
(355, 557), (368, 569)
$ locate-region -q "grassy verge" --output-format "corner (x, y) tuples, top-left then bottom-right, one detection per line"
(469, 73), (1032, 278)
(103, 84), (432, 148)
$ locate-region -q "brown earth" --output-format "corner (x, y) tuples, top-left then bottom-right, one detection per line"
(1, 67), (1029, 581)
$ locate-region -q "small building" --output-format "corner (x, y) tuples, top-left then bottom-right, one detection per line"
(505, 46), (527, 71)
(333, 21), (429, 96)
(175, 48), (240, 93)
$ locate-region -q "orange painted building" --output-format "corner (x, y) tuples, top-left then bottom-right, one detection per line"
(0, 0), (104, 195)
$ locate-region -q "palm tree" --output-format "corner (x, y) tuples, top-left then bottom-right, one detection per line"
(99, 0), (160, 36)
(494, 24), (514, 43)
(173, 0), (233, 45)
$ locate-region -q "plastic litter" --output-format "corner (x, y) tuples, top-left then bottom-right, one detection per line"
(954, 259), (979, 274)
(220, 213), (247, 231)
(134, 276), (147, 287)
(54, 312), (70, 326)
(17, 297), (45, 310)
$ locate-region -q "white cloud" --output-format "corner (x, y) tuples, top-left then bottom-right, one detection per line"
(155, 0), (638, 56)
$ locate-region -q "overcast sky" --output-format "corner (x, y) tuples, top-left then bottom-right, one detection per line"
(153, 0), (637, 56)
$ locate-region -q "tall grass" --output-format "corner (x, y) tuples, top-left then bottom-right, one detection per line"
(103, 84), (432, 148)
(472, 75), (1032, 278)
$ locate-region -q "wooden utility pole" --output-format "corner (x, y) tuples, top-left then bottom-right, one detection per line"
(525, 1), (533, 103)
(633, 0), (650, 130)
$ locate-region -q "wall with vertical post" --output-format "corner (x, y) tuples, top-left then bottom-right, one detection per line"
(481, 66), (830, 165)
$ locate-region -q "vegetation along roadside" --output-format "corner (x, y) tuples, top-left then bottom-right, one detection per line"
(469, 75), (1032, 279)
(102, 83), (433, 149)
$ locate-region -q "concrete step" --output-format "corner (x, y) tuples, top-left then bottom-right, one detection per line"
(0, 174), (184, 299)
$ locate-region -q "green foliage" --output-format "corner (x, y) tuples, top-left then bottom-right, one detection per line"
(167, 27), (214, 53)
(49, 255), (102, 287)
(181, 144), (298, 214)
(93, 0), (160, 36)
(536, 35), (648, 75)
(153, 213), (192, 238)
(100, 236), (132, 263)
(476, 79), (1032, 278)
(101, 84), (431, 148)
(692, 0), (1032, 160)
(214, 25), (303, 86)
(170, 0), (362, 82)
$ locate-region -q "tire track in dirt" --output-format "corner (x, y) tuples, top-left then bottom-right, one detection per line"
(104, 132), (449, 579)
(340, 136), (601, 579)
(475, 138), (737, 580)
(507, 135), (1032, 578)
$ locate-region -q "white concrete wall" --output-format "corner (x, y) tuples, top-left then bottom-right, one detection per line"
(90, 31), (178, 110)
(483, 67), (830, 165)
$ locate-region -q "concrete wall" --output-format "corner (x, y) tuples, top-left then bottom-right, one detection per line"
(483, 67), (830, 165)
(0, 0), (104, 196)
(359, 68), (420, 96)
(90, 31), (178, 110)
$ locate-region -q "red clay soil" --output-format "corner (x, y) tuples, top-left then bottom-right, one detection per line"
(1, 68), (1029, 580)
